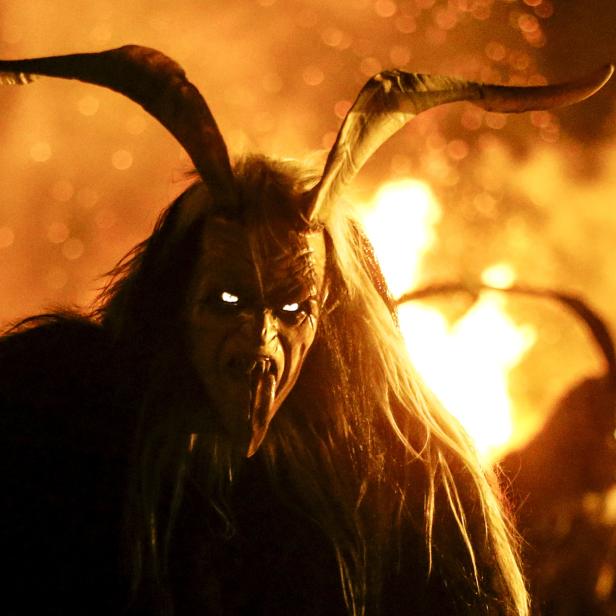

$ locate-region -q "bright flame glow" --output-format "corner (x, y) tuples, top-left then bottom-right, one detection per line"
(361, 179), (537, 462)
(398, 296), (536, 461)
(481, 262), (517, 289)
(362, 180), (441, 297)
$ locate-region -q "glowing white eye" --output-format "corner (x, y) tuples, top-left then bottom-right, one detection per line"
(221, 291), (239, 304)
(282, 302), (300, 312)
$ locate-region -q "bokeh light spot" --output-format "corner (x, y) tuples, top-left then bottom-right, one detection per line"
(45, 267), (68, 290)
(530, 110), (552, 128)
(509, 50), (530, 71)
(95, 209), (117, 229)
(334, 100), (352, 119)
(62, 238), (85, 261)
(0, 226), (15, 249)
(435, 7), (458, 30)
(374, 0), (397, 18)
(485, 113), (507, 130)
(76, 187), (99, 209)
(482, 263), (517, 288)
(112, 149), (134, 170)
(302, 65), (324, 86)
(30, 141), (52, 162)
(485, 41), (506, 62)
(534, 0), (553, 18)
(359, 57), (382, 77)
(78, 95), (100, 116)
(321, 27), (344, 47)
(461, 107), (483, 130)
(540, 124), (560, 143)
(527, 30), (546, 47)
(47, 222), (70, 244)
(446, 139), (469, 161)
(518, 13), (539, 33)
(389, 45), (411, 66)
(528, 73), (547, 86)
(473, 192), (498, 217)
(395, 15), (417, 33)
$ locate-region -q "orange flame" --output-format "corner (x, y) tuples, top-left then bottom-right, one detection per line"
(361, 180), (536, 463)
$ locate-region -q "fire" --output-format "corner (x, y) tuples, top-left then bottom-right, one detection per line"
(397, 295), (537, 461)
(361, 180), (537, 463)
(361, 180), (442, 297)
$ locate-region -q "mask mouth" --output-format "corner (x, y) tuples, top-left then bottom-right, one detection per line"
(247, 356), (278, 380)
(226, 355), (278, 380)
(246, 357), (277, 457)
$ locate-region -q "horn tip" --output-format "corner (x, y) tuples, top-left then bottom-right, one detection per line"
(589, 63), (614, 93)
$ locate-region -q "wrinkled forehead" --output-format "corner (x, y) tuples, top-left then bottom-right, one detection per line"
(195, 215), (327, 297)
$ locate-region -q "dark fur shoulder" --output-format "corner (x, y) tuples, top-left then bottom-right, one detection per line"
(1, 312), (134, 614)
(0, 312), (127, 456)
(1, 310), (107, 352)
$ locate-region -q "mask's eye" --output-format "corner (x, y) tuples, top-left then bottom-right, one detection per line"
(221, 291), (240, 305)
(276, 299), (314, 325)
(220, 291), (240, 304)
(198, 290), (243, 316)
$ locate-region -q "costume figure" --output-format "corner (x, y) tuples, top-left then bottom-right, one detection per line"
(0, 46), (612, 615)
(498, 292), (616, 615)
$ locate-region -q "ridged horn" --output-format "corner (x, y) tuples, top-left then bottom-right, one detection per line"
(0, 45), (237, 208)
(306, 64), (614, 223)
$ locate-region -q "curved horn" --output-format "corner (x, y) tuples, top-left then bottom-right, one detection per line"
(0, 45), (237, 207)
(396, 282), (616, 385)
(306, 64), (614, 222)
(505, 285), (616, 387)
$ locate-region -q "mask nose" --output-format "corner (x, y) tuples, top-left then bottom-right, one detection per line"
(227, 308), (279, 378)
(238, 307), (278, 351)
(257, 308), (278, 354)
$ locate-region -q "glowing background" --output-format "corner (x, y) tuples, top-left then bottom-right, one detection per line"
(1, 0), (615, 460)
